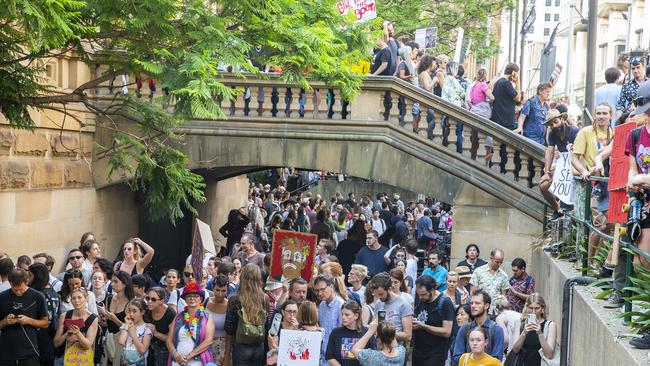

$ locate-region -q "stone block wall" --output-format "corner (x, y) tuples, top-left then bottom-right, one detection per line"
(0, 125), (93, 190)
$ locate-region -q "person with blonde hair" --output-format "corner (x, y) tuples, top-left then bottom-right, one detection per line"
(348, 264), (368, 306)
(53, 287), (99, 366)
(321, 262), (349, 301)
(224, 264), (269, 365)
(510, 293), (557, 365)
(493, 294), (520, 353)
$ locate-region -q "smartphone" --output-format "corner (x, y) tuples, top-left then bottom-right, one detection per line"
(527, 313), (536, 324)
(378, 310), (386, 322)
(269, 312), (283, 337)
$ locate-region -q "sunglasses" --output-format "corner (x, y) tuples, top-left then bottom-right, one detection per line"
(69, 256), (83, 260)
(184, 272), (194, 277)
(145, 296), (160, 302)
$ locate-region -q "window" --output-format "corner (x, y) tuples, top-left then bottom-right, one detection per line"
(615, 44), (626, 59)
(545, 14), (551, 21)
(554, 14), (559, 21)
(636, 30), (643, 49)
(598, 44), (608, 72)
(546, 0), (552, 5)
(555, 0), (560, 5)
(544, 28), (550, 36)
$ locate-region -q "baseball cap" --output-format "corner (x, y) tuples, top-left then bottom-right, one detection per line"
(632, 81), (650, 116)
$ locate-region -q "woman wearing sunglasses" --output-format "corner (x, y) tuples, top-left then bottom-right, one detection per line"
(145, 287), (176, 366)
(114, 237), (155, 276)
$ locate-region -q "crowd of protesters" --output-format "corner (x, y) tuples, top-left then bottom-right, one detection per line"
(0, 175), (555, 366)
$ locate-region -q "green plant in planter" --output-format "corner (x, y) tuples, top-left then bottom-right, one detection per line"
(618, 261), (650, 333)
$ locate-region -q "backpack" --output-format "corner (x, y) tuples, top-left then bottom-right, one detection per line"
(235, 307), (267, 345)
(43, 288), (61, 337)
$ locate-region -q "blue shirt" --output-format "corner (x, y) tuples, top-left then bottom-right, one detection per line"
(452, 319), (504, 365)
(416, 216), (437, 240)
(355, 245), (389, 276)
(318, 295), (344, 366)
(595, 83), (622, 127)
(421, 265), (448, 291)
(521, 96), (549, 145)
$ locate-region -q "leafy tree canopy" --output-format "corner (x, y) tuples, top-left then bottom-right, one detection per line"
(0, 0), (375, 222)
(377, 0), (515, 62)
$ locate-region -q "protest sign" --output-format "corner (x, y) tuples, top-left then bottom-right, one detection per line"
(414, 27), (437, 49)
(549, 152), (575, 205)
(336, 0), (377, 23)
(278, 329), (322, 366)
(270, 230), (317, 281)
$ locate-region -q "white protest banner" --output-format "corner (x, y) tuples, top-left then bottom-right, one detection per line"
(414, 27), (438, 49)
(278, 329), (322, 366)
(336, 0), (377, 23)
(549, 151), (575, 205)
(196, 218), (217, 255)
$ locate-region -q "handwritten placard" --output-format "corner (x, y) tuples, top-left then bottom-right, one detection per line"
(549, 152), (575, 205)
(336, 0), (377, 23)
(278, 329), (322, 366)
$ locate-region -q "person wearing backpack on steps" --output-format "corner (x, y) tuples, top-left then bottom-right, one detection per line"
(223, 264), (268, 366)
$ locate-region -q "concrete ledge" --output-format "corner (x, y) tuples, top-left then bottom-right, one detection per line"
(531, 249), (649, 365)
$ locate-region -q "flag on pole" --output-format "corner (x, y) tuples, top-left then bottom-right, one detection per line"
(521, 5), (536, 35)
(543, 23), (559, 55)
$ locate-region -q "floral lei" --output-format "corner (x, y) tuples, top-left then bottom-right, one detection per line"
(183, 306), (204, 336)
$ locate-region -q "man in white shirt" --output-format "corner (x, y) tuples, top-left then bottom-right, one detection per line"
(370, 209), (386, 237)
(0, 258), (13, 292)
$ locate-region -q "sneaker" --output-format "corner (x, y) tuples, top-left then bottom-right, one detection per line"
(550, 210), (564, 220)
(603, 291), (624, 309)
(598, 265), (614, 279)
(630, 331), (650, 349)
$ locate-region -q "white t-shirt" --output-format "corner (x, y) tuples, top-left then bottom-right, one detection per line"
(0, 280), (9, 293)
(371, 218), (386, 236)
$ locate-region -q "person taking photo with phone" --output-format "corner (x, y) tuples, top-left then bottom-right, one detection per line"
(510, 293), (557, 366)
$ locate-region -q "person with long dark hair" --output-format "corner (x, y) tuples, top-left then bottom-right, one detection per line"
(99, 270), (134, 365)
(219, 208), (250, 256)
(145, 287), (176, 366)
(60, 269), (98, 315)
(337, 219), (367, 277)
(351, 319), (405, 365)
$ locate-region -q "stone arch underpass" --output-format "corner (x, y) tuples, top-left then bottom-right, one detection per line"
(92, 75), (546, 262)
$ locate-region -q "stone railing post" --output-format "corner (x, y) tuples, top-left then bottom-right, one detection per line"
(350, 90), (381, 121)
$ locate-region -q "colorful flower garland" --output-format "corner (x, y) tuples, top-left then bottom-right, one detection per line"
(183, 306), (205, 337)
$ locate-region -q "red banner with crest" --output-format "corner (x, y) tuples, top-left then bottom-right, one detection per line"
(270, 230), (317, 281)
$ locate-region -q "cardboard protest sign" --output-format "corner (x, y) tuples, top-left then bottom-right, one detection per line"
(549, 152), (575, 205)
(608, 121), (637, 222)
(336, 0), (377, 23)
(270, 230), (317, 281)
(64, 341), (94, 366)
(278, 329), (322, 366)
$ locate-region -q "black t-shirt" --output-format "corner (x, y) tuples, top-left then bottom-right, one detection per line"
(397, 62), (411, 78)
(150, 307), (176, 348)
(547, 125), (579, 152)
(490, 77), (519, 129)
(325, 326), (374, 366)
(387, 39), (399, 75)
(412, 294), (455, 357)
(335, 239), (361, 279)
(371, 47), (392, 76)
(0, 287), (48, 360)
(456, 258), (488, 273)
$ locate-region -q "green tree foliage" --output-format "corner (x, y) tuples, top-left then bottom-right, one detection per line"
(377, 0), (515, 61)
(0, 0), (374, 222)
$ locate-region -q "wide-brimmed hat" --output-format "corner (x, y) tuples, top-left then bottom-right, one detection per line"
(454, 266), (472, 279)
(545, 109), (566, 124)
(264, 279), (283, 292)
(632, 81), (650, 117)
(181, 281), (205, 300)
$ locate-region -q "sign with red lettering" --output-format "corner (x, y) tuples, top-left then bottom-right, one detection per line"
(336, 0), (377, 23)
(270, 230), (317, 281)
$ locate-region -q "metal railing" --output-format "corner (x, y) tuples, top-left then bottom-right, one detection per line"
(547, 176), (650, 322)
